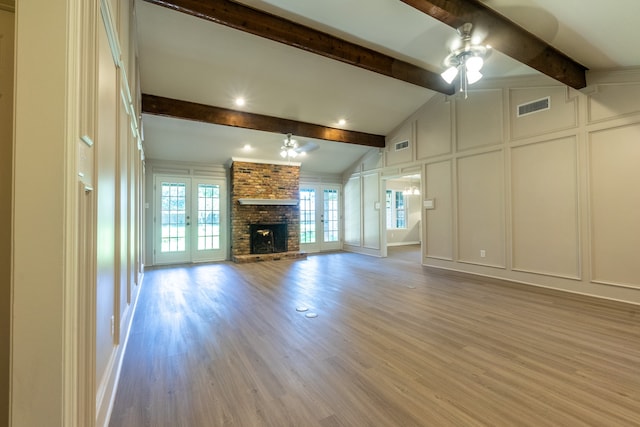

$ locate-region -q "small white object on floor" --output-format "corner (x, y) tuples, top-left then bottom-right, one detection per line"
(296, 306), (309, 312)
(305, 312), (318, 318)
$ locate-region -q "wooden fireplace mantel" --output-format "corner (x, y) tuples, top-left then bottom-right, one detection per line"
(237, 198), (299, 206)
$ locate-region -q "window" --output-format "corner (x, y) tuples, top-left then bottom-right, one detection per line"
(386, 190), (406, 229)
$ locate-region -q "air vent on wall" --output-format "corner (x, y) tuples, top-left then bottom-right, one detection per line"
(394, 140), (409, 151)
(517, 96), (550, 117)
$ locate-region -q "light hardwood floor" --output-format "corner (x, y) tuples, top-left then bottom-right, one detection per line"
(109, 252), (640, 426)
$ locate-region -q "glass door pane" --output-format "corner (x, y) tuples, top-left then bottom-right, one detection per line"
(197, 184), (220, 250)
(192, 178), (227, 262)
(155, 176), (227, 264)
(155, 176), (191, 264)
(161, 182), (187, 253)
(300, 185), (341, 252)
(323, 189), (339, 242)
(300, 189), (316, 244)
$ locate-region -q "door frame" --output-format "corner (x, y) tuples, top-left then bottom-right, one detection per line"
(299, 183), (342, 253)
(153, 175), (227, 264)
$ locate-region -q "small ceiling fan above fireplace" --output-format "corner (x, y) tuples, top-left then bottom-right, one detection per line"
(279, 133), (319, 160)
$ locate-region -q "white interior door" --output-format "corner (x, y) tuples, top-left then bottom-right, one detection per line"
(154, 176), (227, 264)
(300, 185), (341, 252)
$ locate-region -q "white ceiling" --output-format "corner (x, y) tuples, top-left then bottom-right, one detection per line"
(137, 0), (640, 175)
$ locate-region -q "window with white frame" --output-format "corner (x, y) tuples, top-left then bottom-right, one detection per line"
(386, 190), (406, 229)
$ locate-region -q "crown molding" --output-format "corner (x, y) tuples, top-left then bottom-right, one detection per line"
(229, 157), (301, 168)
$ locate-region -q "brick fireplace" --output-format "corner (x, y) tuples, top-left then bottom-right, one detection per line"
(230, 159), (306, 263)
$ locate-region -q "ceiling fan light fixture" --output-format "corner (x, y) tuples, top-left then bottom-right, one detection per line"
(441, 66), (459, 84)
(440, 23), (490, 98)
(280, 133), (300, 161)
(466, 69), (483, 84)
(465, 56), (484, 72)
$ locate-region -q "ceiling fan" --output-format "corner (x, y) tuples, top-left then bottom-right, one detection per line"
(441, 23), (491, 98)
(280, 133), (319, 160)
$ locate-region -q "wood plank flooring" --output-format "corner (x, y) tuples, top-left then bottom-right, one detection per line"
(109, 251), (640, 426)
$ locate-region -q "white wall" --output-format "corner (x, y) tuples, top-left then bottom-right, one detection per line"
(368, 70), (640, 304)
(12, 0), (145, 425)
(343, 149), (385, 256)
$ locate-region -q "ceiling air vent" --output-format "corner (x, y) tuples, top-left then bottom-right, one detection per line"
(517, 96), (551, 117)
(394, 140), (409, 151)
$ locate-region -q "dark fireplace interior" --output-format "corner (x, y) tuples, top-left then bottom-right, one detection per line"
(250, 223), (288, 254)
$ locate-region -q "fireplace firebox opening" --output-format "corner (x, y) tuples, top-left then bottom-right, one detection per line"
(250, 223), (288, 254)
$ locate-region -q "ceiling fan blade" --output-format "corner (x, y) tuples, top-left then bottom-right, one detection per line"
(295, 141), (319, 153)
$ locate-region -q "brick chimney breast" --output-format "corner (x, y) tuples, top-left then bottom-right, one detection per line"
(230, 160), (301, 261)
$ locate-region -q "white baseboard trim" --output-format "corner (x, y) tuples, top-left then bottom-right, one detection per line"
(99, 273), (145, 427)
(387, 241), (421, 247)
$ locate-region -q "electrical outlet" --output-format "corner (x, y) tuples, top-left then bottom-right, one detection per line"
(480, 250), (486, 258)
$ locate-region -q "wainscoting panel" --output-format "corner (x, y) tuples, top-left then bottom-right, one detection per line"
(416, 95), (452, 160)
(344, 175), (362, 246)
(386, 121), (414, 166)
(363, 173), (381, 250)
(589, 123), (640, 288)
(425, 160), (453, 260)
(511, 136), (580, 279)
(456, 150), (505, 267)
(456, 89), (503, 152)
(588, 82), (640, 124)
(509, 86), (578, 141)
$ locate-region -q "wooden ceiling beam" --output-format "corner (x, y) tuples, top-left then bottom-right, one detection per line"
(142, 94), (386, 148)
(143, 0), (454, 94)
(400, 0), (587, 89)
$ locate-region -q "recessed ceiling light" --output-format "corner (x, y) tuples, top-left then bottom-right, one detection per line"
(235, 97), (245, 107)
(243, 144), (252, 151)
(338, 118), (346, 126)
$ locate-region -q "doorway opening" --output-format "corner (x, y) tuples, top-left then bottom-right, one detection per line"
(382, 174), (422, 261)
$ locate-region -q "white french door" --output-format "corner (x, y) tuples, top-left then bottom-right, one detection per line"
(154, 176), (227, 264)
(299, 184), (342, 252)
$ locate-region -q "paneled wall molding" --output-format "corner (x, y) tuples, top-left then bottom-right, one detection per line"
(399, 165), (421, 175)
(508, 85), (578, 141)
(101, 0), (141, 144)
(299, 172), (342, 184)
(590, 279), (640, 291)
(455, 149), (506, 268)
(455, 88), (504, 152)
(510, 136), (581, 280)
(416, 95), (453, 160)
(381, 168), (401, 177)
(100, 0), (121, 67)
(587, 81), (640, 124)
(588, 122), (640, 290)
(385, 120), (415, 167)
(587, 67), (640, 85)
(511, 267), (581, 282)
(63, 1), (88, 425)
(147, 159), (227, 178)
(354, 66), (640, 303)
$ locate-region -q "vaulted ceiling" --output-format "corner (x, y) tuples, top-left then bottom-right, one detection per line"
(137, 0), (640, 174)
